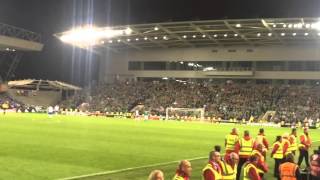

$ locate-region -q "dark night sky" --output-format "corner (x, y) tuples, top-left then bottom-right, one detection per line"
(1, 0), (320, 86)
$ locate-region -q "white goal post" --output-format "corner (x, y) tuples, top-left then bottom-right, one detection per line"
(165, 107), (205, 120)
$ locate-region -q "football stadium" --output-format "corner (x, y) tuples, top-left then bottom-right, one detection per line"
(1, 1), (320, 180)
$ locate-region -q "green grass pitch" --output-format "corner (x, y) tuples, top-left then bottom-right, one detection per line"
(0, 113), (319, 180)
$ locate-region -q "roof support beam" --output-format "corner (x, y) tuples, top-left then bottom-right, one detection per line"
(130, 27), (167, 48)
(261, 19), (285, 45)
(190, 23), (221, 46)
(157, 24), (194, 47)
(224, 21), (253, 45)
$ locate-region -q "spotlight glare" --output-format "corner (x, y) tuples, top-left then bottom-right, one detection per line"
(192, 35), (196, 38)
(214, 34), (218, 37)
(154, 26), (159, 31)
(283, 24), (287, 28)
(257, 33), (261, 37)
(202, 34), (206, 38)
(224, 34), (228, 37)
(183, 35), (187, 39)
(236, 24), (241, 28)
(304, 32), (309, 36)
(154, 36), (158, 40)
(234, 34), (238, 37)
(292, 33), (297, 36)
(127, 39), (131, 42)
(268, 33), (272, 36)
(273, 24), (277, 28)
(124, 27), (132, 35)
(135, 38), (139, 41)
(281, 33), (285, 36)
(144, 37), (148, 40)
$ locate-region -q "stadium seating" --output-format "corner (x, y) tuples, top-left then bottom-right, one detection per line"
(61, 81), (320, 122)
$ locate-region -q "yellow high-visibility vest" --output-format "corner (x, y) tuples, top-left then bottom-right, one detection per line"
(288, 135), (297, 152)
(173, 174), (184, 180)
(243, 163), (259, 180)
(239, 138), (253, 156)
(202, 163), (222, 180)
(282, 138), (291, 155)
(225, 134), (239, 151)
(272, 142), (283, 159)
(251, 150), (265, 174)
(219, 160), (237, 180)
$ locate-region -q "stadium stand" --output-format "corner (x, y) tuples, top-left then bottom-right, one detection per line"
(61, 80), (320, 124)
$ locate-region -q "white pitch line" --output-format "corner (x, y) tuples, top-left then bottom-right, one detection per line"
(59, 140), (320, 180)
(57, 156), (207, 180)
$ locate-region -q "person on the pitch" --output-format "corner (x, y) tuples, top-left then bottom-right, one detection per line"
(235, 130), (254, 180)
(242, 155), (261, 180)
(220, 152), (239, 180)
(251, 143), (268, 178)
(203, 151), (222, 180)
(288, 128), (298, 155)
(225, 128), (239, 155)
(310, 146), (320, 180)
(298, 128), (312, 168)
(173, 160), (192, 180)
(279, 153), (301, 180)
(282, 133), (291, 157)
(254, 128), (269, 159)
(148, 170), (164, 180)
(271, 136), (284, 180)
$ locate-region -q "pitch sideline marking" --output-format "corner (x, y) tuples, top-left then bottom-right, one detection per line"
(57, 156), (207, 180)
(58, 140), (320, 180)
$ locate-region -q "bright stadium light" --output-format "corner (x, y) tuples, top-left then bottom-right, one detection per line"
(192, 35), (196, 38)
(305, 24), (311, 28)
(234, 34), (238, 37)
(257, 33), (261, 37)
(283, 24), (287, 28)
(58, 25), (128, 46)
(162, 77), (168, 80)
(318, 32), (320, 36)
(101, 40), (105, 44)
(304, 32), (309, 36)
(163, 36), (168, 40)
(144, 37), (148, 40)
(117, 39), (121, 42)
(154, 36), (158, 40)
(108, 40), (113, 43)
(202, 34), (206, 38)
(127, 39), (131, 42)
(154, 26), (159, 31)
(292, 33), (297, 36)
(288, 24), (293, 28)
(268, 33), (272, 36)
(183, 35), (187, 38)
(135, 38), (139, 41)
(124, 27), (132, 35)
(236, 24), (241, 28)
(180, 61), (184, 64)
(273, 24), (277, 28)
(214, 34), (218, 37)
(224, 34), (228, 37)
(281, 33), (285, 36)
(297, 23), (303, 29)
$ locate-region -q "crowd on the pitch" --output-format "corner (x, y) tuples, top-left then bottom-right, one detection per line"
(60, 80), (320, 122)
(148, 127), (320, 180)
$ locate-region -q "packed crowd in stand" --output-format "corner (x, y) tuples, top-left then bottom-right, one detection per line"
(148, 127), (320, 180)
(60, 81), (320, 122)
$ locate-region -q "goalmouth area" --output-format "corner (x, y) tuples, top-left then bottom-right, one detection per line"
(0, 113), (319, 180)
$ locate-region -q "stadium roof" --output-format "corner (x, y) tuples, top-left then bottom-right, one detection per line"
(56, 17), (320, 51)
(8, 79), (82, 91)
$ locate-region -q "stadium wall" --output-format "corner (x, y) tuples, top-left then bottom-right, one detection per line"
(100, 45), (320, 82)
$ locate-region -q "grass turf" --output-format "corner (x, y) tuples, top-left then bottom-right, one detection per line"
(0, 113), (319, 180)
